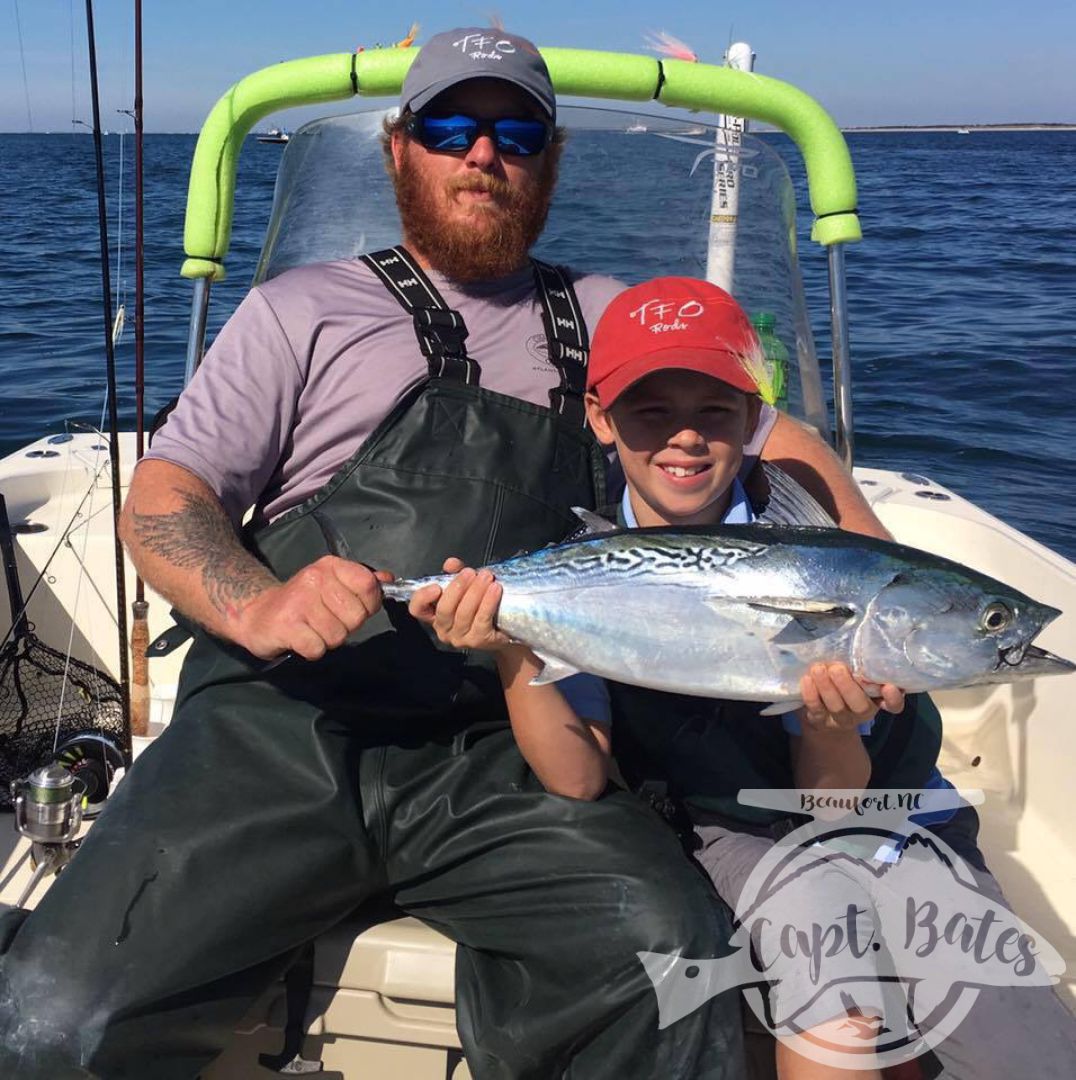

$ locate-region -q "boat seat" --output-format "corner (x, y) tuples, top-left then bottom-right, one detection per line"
(315, 909), (457, 1004)
(205, 911), (469, 1079)
(205, 903), (791, 1080)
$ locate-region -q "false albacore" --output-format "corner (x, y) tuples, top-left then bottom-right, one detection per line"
(382, 524), (1074, 710)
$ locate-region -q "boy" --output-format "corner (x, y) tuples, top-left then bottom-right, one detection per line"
(415, 278), (903, 1073)
(412, 278), (1076, 1078)
(417, 277), (898, 806)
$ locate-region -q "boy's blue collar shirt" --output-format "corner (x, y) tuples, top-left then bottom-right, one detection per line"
(619, 477), (754, 529)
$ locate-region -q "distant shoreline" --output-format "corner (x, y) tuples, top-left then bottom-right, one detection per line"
(4, 122), (1076, 136)
(841, 123), (1076, 133)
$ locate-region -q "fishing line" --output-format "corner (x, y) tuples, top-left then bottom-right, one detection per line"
(69, 0), (78, 126)
(63, 533), (120, 624)
(12, 0), (34, 131)
(54, 523), (100, 751)
(2, 409), (110, 657)
(51, 400), (112, 752)
(114, 132), (127, 333)
(0, 460), (110, 657)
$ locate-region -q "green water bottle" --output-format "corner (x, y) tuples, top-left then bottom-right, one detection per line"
(750, 312), (789, 410)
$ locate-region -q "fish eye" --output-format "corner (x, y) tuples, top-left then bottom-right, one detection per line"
(980, 602), (1013, 633)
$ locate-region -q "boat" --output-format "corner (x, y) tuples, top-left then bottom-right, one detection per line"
(2, 35), (1074, 1080)
(957, 127), (971, 135)
(625, 121), (647, 133)
(257, 126), (290, 144)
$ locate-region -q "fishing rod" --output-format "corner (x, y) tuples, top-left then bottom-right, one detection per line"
(128, 0), (149, 737)
(83, 0), (132, 738)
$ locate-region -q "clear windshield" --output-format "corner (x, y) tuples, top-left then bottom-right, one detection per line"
(255, 106), (826, 434)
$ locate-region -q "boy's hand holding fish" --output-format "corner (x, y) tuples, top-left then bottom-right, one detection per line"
(798, 663), (904, 735)
(793, 663), (905, 794)
(411, 558), (612, 801)
(409, 558), (517, 655)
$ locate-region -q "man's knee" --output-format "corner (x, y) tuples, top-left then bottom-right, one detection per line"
(0, 965), (102, 1079)
(623, 855), (729, 957)
(572, 795), (729, 956)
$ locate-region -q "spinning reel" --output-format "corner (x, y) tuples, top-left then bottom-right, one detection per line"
(9, 730), (127, 906)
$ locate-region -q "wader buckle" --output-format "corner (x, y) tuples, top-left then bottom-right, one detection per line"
(414, 309), (469, 359)
(547, 339), (588, 416)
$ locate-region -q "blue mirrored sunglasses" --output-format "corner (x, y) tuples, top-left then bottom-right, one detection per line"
(405, 113), (552, 157)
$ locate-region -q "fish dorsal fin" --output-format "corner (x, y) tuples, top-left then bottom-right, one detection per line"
(755, 462), (836, 527)
(529, 650), (583, 685)
(569, 506), (619, 537)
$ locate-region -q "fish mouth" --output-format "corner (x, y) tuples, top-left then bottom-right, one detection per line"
(996, 642), (1076, 677)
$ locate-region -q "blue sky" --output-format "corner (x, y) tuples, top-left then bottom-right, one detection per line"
(3, 1), (1075, 132)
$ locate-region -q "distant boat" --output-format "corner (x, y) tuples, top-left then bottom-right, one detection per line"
(257, 127), (290, 144)
(625, 122), (647, 134)
(957, 128), (971, 135)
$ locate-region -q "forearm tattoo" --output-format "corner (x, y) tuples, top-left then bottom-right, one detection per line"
(130, 490), (276, 618)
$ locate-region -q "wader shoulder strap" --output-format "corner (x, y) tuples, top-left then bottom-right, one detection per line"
(361, 246), (480, 386)
(531, 259), (589, 423)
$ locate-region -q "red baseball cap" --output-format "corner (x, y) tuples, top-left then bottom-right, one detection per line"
(587, 277), (761, 407)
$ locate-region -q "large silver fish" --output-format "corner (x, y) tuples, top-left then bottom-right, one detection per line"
(383, 524), (1074, 708)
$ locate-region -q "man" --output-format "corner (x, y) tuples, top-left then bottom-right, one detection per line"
(0, 27), (883, 1079)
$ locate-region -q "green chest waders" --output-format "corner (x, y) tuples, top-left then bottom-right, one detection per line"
(0, 250), (744, 1080)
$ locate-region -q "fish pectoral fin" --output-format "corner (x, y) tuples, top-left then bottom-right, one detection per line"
(529, 650), (583, 685)
(703, 593), (853, 619)
(759, 700), (803, 717)
(702, 595), (854, 641)
(746, 597), (855, 618)
(750, 598), (855, 640)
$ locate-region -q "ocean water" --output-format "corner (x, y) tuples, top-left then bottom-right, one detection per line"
(0, 128), (1073, 559)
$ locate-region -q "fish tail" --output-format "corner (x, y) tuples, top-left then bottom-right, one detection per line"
(381, 581), (417, 602)
(381, 573), (452, 602)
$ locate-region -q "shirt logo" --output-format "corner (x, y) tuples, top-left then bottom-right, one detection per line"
(526, 332), (552, 367)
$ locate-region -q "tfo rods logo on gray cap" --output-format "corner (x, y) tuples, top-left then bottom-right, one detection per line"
(401, 28), (556, 121)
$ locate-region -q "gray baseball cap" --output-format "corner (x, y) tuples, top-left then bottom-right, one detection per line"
(401, 28), (555, 121)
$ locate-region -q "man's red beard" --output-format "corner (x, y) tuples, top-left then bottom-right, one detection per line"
(392, 141), (560, 282)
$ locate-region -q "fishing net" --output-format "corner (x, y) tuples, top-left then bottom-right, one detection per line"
(0, 630), (126, 809)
